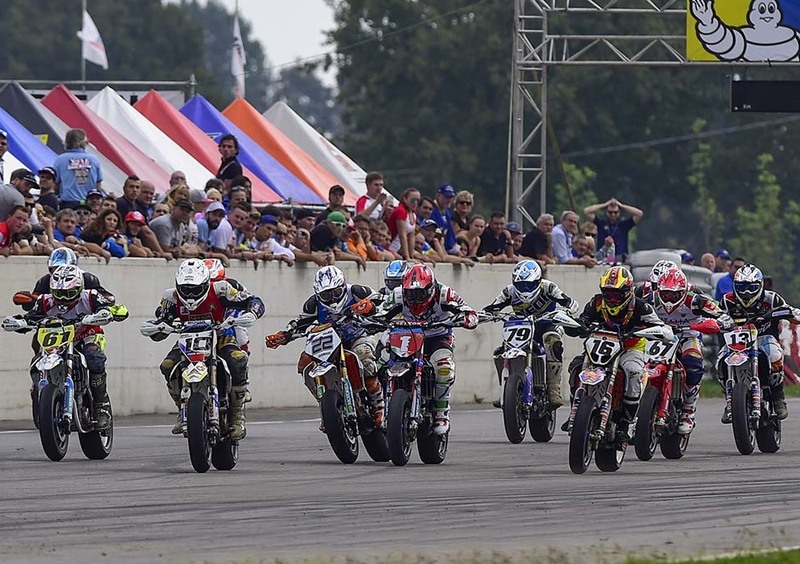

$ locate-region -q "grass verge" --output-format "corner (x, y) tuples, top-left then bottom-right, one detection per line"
(700, 383), (800, 398)
(629, 547), (800, 563)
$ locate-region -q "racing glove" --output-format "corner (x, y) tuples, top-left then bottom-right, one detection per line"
(265, 331), (289, 349)
(463, 310), (479, 330)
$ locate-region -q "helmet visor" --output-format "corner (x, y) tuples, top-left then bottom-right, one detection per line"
(177, 283), (207, 302)
(318, 286), (345, 305)
(385, 278), (401, 291)
(404, 287), (431, 306)
(659, 290), (683, 305)
(52, 287), (81, 304)
(514, 280), (539, 295)
(601, 287), (629, 307)
(734, 281), (761, 298)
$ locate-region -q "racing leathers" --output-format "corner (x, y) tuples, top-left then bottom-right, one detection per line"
(568, 295), (667, 440)
(651, 291), (731, 432)
(717, 290), (797, 421)
(25, 289), (122, 430)
(150, 280), (265, 439)
(286, 284), (385, 427)
(483, 279), (580, 408)
(372, 283), (480, 435)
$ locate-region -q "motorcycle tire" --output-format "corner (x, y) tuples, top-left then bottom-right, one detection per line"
(529, 408), (556, 443)
(361, 427), (390, 462)
(32, 387), (40, 430)
(387, 388), (413, 466)
(731, 381), (755, 455)
(568, 395), (597, 475)
(418, 425), (448, 464)
(634, 386), (660, 461)
(38, 383), (69, 462)
(595, 441), (626, 472)
(187, 393), (211, 473)
(660, 430), (690, 459)
(78, 401), (113, 460)
(755, 409), (781, 454)
(211, 440), (239, 470)
(502, 373), (527, 444)
(321, 389), (359, 464)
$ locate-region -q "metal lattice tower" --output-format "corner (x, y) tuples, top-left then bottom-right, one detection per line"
(509, 0), (691, 224)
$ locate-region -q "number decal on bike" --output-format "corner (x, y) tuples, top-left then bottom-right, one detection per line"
(724, 328), (755, 348)
(584, 333), (621, 365)
(397, 335), (412, 356)
(305, 327), (342, 360)
(36, 326), (75, 349)
(503, 320), (533, 349)
(311, 333), (334, 355)
(181, 336), (213, 353)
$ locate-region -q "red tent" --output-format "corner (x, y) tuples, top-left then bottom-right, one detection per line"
(223, 98), (354, 205)
(134, 91), (281, 203)
(42, 85), (171, 191)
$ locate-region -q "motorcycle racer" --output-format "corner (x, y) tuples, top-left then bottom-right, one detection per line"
(635, 259), (678, 303)
(652, 267), (732, 433)
(145, 259), (264, 439)
(483, 260), (580, 409)
(717, 264), (799, 422)
(567, 265), (671, 442)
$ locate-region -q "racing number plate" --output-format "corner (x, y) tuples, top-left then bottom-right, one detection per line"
(388, 327), (424, 358)
(305, 326), (342, 361)
(584, 332), (621, 366)
(724, 325), (757, 350)
(502, 319), (533, 351)
(36, 325), (75, 350)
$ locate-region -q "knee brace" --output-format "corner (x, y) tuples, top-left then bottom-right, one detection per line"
(543, 332), (563, 363)
(223, 346), (250, 387)
(82, 343), (106, 375)
(351, 339), (377, 377)
(430, 348), (455, 387)
(681, 352), (705, 387)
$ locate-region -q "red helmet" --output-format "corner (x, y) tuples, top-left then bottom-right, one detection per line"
(203, 258), (225, 282)
(657, 267), (687, 313)
(402, 264), (437, 316)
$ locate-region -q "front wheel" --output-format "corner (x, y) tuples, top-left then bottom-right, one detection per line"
(321, 389), (359, 464)
(634, 386), (660, 461)
(568, 395), (597, 475)
(187, 393), (211, 473)
(731, 381), (755, 455)
(387, 389), (413, 466)
(39, 383), (69, 462)
(78, 402), (113, 460)
(502, 373), (527, 444)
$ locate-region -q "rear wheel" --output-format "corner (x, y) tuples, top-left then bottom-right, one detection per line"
(79, 401), (113, 460)
(211, 440), (239, 470)
(660, 430), (690, 459)
(595, 442), (626, 472)
(361, 427), (390, 462)
(418, 424), (448, 464)
(529, 407), (556, 442)
(755, 409), (781, 454)
(634, 386), (660, 461)
(39, 383), (69, 462)
(387, 389), (413, 466)
(321, 389), (359, 464)
(502, 373), (527, 444)
(568, 395), (597, 475)
(31, 386), (40, 430)
(187, 393), (211, 473)
(731, 381), (755, 455)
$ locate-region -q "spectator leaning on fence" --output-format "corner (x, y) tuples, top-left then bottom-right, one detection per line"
(431, 184), (458, 254)
(552, 210), (579, 264)
(355, 172), (387, 220)
(518, 213), (555, 265)
(0, 205), (30, 256)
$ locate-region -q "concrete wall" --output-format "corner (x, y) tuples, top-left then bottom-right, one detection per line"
(0, 258), (603, 421)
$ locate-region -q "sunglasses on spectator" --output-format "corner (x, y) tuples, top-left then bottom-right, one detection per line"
(457, 200), (472, 205)
(408, 197), (420, 204)
(75, 209), (91, 216)
(330, 221), (346, 229)
(584, 232), (596, 237)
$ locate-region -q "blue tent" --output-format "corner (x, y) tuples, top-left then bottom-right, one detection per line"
(0, 104), (57, 175)
(180, 95), (323, 204)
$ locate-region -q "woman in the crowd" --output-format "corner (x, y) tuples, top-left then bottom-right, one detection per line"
(452, 190), (474, 236)
(80, 208), (128, 258)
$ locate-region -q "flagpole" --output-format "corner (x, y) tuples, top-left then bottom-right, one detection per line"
(81, 0), (86, 93)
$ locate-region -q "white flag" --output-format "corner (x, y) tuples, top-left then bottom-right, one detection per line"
(77, 10), (109, 70)
(232, 15), (247, 98)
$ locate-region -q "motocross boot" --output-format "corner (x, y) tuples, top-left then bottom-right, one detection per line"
(721, 387), (732, 424)
(365, 376), (385, 428)
(616, 401), (638, 444)
(167, 381), (183, 435)
(229, 385), (248, 440)
(546, 361), (564, 409)
(432, 402), (450, 435)
(678, 383), (701, 434)
(772, 380), (789, 420)
(90, 374), (111, 431)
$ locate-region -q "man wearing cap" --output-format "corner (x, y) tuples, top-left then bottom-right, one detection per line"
(681, 251), (695, 266)
(148, 198), (194, 258)
(253, 214), (295, 265)
(714, 248), (731, 273)
(52, 128), (103, 210)
(0, 129), (7, 182)
(430, 184), (458, 254)
(1, 169), (34, 221)
(583, 197), (644, 262)
(355, 172), (387, 220)
(315, 185), (346, 226)
(85, 189), (105, 214)
(37, 167), (60, 211)
(197, 201), (226, 253)
(311, 210), (348, 253)
(295, 208), (317, 231)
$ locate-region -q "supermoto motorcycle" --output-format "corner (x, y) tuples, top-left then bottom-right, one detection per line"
(140, 319), (240, 473)
(634, 318), (719, 461)
(269, 320), (390, 464)
(2, 311), (116, 462)
(567, 322), (672, 474)
(490, 309), (580, 444)
(719, 311), (793, 456)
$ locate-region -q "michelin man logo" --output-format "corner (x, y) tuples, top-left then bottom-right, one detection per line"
(691, 0), (800, 60)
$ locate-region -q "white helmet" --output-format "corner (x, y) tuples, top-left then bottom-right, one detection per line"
(175, 259), (210, 311)
(48, 247), (78, 273)
(733, 264), (764, 308)
(50, 264), (84, 310)
(511, 260), (543, 302)
(649, 260), (678, 286)
(313, 265), (348, 313)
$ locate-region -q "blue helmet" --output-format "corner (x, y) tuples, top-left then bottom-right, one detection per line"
(512, 260), (543, 302)
(384, 260), (408, 290)
(47, 248), (78, 273)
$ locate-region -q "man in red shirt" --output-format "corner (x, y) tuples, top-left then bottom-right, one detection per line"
(355, 172), (387, 220)
(0, 205), (31, 256)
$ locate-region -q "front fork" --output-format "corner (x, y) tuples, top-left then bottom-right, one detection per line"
(498, 358), (534, 406)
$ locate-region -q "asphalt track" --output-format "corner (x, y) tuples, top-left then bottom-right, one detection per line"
(1, 399), (800, 563)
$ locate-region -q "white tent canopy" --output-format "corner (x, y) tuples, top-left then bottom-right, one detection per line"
(263, 101), (366, 197)
(87, 87), (213, 191)
(2, 151), (27, 184)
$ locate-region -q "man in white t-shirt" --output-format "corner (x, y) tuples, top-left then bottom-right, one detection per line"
(355, 172), (387, 220)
